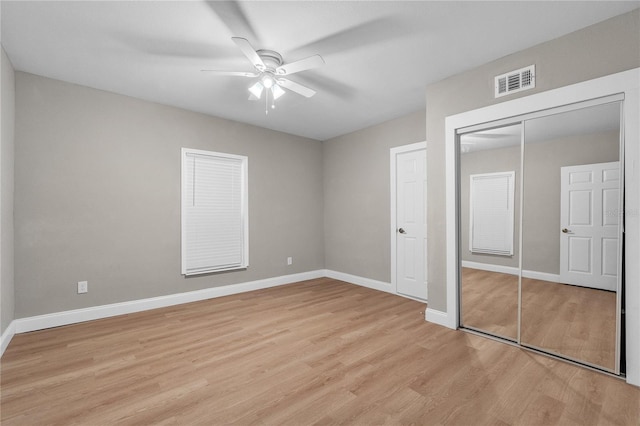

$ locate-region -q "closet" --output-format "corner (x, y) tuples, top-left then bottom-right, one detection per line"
(458, 98), (623, 374)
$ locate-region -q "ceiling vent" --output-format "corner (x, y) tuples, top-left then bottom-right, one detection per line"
(495, 65), (535, 98)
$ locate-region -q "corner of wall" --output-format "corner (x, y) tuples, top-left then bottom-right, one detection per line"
(0, 45), (16, 341)
(1, 320), (15, 356)
(425, 307), (456, 329)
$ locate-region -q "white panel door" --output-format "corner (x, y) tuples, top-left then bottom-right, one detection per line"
(560, 161), (620, 291)
(396, 149), (427, 300)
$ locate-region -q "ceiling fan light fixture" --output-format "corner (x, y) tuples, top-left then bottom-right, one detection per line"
(248, 81), (264, 99)
(262, 74), (275, 89)
(271, 83), (285, 100)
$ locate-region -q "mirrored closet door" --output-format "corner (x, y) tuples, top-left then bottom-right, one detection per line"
(459, 124), (521, 341)
(458, 99), (623, 373)
(520, 101), (622, 372)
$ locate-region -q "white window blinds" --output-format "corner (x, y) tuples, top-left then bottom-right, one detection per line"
(181, 148), (248, 276)
(469, 171), (515, 256)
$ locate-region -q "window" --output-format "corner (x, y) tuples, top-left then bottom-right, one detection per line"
(181, 148), (248, 275)
(469, 171), (515, 256)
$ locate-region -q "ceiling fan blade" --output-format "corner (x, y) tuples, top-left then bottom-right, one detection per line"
(277, 78), (316, 98)
(232, 37), (266, 71)
(206, 1), (259, 43)
(276, 55), (325, 76)
(200, 70), (259, 77)
(290, 17), (411, 56)
(117, 34), (232, 59)
(291, 74), (358, 100)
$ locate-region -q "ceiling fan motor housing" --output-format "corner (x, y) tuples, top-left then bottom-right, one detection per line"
(257, 50), (284, 74)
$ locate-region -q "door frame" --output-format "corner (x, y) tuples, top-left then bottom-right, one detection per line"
(442, 68), (640, 386)
(390, 141), (427, 300)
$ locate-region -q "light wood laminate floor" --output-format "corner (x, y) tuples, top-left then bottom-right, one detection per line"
(2, 278), (638, 425)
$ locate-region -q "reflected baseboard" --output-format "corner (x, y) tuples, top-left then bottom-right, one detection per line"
(523, 269), (561, 283)
(461, 261), (518, 275)
(461, 261), (560, 283)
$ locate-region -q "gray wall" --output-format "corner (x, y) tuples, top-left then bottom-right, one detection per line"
(7, 9), (640, 322)
(426, 9), (640, 312)
(14, 72), (324, 318)
(1, 47), (15, 336)
(323, 111), (425, 282)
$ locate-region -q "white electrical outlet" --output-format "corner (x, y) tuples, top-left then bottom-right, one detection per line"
(77, 281), (88, 294)
(287, 257), (293, 265)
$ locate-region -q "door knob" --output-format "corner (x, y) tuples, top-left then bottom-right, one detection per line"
(398, 228), (406, 234)
(562, 228), (571, 233)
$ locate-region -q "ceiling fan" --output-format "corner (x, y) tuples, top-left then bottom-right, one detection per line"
(202, 37), (324, 110)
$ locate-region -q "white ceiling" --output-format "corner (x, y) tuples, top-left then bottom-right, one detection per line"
(2, 1), (638, 141)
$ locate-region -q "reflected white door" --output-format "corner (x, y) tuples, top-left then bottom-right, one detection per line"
(560, 161), (620, 291)
(396, 149), (427, 300)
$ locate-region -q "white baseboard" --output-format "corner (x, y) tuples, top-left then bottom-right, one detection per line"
(323, 269), (393, 294)
(461, 261), (561, 283)
(1, 320), (16, 357)
(324, 270), (429, 304)
(425, 308), (456, 329)
(5, 269), (409, 351)
(13, 270), (325, 334)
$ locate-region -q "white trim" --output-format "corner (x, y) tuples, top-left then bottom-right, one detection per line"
(623, 81), (640, 386)
(425, 307), (455, 328)
(324, 269), (429, 305)
(1, 320), (16, 356)
(445, 68), (640, 386)
(13, 270), (324, 334)
(398, 292), (428, 304)
(390, 141), (427, 297)
(323, 269), (393, 294)
(3, 270), (418, 345)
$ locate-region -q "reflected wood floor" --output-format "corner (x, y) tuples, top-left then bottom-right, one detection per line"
(2, 278), (639, 425)
(461, 268), (617, 370)
(461, 268), (519, 339)
(521, 277), (616, 370)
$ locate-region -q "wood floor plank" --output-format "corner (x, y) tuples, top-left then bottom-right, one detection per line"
(1, 278), (638, 425)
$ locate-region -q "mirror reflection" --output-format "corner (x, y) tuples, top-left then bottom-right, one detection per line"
(520, 102), (621, 371)
(459, 123), (521, 340)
